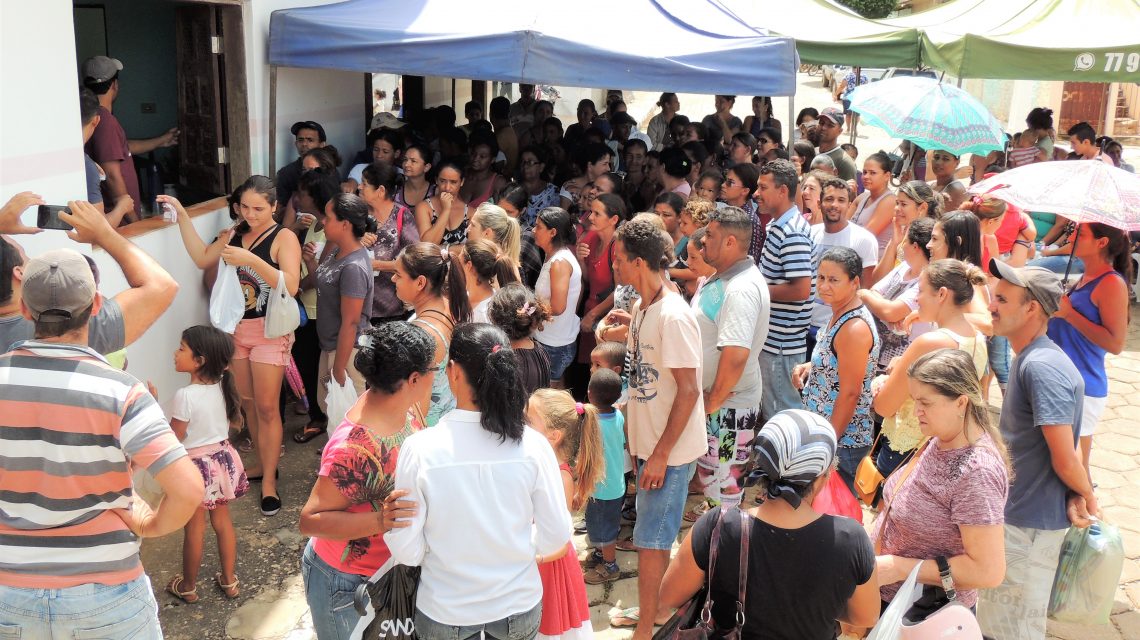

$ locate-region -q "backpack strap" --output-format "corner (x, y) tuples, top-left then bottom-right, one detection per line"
(734, 508), (752, 631)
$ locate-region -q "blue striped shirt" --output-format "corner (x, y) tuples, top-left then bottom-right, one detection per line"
(760, 206), (815, 354)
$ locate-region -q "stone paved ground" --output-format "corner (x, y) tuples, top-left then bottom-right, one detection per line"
(147, 303), (1140, 639)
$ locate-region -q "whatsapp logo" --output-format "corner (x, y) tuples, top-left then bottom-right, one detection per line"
(1074, 53), (1095, 71)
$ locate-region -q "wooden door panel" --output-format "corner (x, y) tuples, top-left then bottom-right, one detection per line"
(176, 4), (226, 196)
(1060, 82), (1110, 135)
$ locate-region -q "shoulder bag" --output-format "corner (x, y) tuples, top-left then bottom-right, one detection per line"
(654, 506), (753, 640)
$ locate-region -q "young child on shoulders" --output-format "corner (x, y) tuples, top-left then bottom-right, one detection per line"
(579, 369), (626, 584)
(527, 388), (605, 640)
(163, 326), (248, 604)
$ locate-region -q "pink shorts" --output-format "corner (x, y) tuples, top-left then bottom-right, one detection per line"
(233, 317), (294, 366)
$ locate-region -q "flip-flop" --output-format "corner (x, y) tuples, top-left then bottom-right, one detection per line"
(292, 423), (327, 444)
(215, 572), (240, 599)
(683, 501), (711, 523)
(610, 607), (640, 628)
(166, 575), (199, 603)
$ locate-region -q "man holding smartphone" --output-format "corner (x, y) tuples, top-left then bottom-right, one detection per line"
(81, 56), (179, 222)
(0, 194), (177, 355)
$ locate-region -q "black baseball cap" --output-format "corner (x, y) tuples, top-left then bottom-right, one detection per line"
(290, 121), (327, 142)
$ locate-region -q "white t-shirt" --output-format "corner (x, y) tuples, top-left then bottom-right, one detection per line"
(168, 382), (230, 450)
(808, 223), (880, 329)
(385, 409), (570, 626)
(690, 259), (771, 410)
(534, 248), (582, 347)
(626, 291), (707, 466)
(472, 297), (491, 324)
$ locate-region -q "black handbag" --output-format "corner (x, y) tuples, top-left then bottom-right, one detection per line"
(353, 563), (420, 640)
(653, 506), (753, 640)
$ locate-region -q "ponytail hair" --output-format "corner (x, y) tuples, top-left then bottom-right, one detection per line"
(463, 237), (519, 289)
(180, 325), (241, 426)
(959, 195), (1007, 220)
(473, 202), (522, 265)
(529, 388), (605, 511)
(449, 323), (526, 442)
(488, 283), (551, 340)
(398, 242), (471, 324)
(1088, 222), (1133, 283)
(329, 193), (379, 238)
(924, 258), (987, 306)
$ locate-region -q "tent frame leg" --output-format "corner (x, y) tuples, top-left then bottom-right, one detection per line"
(269, 65), (278, 176)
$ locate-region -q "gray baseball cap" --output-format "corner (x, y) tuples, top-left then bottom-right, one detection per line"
(989, 258), (1063, 317)
(21, 249), (97, 322)
(82, 56), (123, 83)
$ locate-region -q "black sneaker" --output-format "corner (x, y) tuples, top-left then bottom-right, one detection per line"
(261, 494), (282, 516)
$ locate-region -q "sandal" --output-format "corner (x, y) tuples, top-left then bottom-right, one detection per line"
(238, 437), (254, 453)
(292, 422), (327, 444)
(215, 572), (240, 599)
(615, 537), (637, 552)
(610, 607), (641, 628)
(166, 575), (199, 603)
(683, 501), (711, 523)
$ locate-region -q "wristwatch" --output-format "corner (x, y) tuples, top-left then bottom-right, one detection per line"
(935, 555), (956, 601)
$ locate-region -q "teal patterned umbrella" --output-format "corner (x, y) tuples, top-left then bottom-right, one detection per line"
(847, 76), (1006, 156)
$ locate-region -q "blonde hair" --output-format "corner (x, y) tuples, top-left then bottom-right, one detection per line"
(473, 202), (521, 266)
(681, 198), (716, 228)
(530, 389), (604, 511)
(908, 348), (1012, 474)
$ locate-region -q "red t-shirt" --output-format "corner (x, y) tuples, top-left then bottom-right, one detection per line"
(84, 106), (142, 215)
(579, 230), (615, 315)
(982, 203), (1030, 270)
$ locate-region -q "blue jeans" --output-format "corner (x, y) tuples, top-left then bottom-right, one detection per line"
(415, 602), (542, 640)
(537, 340), (577, 381)
(836, 445), (871, 496)
(302, 541), (368, 640)
(875, 435), (909, 477)
(987, 334), (1011, 386)
(759, 351), (805, 423)
(1028, 255), (1083, 275)
(0, 574), (162, 640)
(585, 496), (624, 547)
(633, 460), (697, 550)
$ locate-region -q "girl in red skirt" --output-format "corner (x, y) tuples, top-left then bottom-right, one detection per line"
(527, 389), (605, 640)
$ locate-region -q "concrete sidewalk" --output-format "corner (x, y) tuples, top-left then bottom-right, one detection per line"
(146, 308), (1140, 639)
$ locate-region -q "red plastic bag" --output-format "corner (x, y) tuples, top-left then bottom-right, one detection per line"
(813, 472), (863, 523)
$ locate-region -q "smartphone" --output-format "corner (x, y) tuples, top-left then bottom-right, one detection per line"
(37, 205), (73, 231)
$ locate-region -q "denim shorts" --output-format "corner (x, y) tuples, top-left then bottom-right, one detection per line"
(415, 602), (542, 640)
(0, 574), (162, 640)
(585, 496), (624, 547)
(633, 459), (697, 551)
(987, 335), (1011, 385)
(537, 340), (577, 381)
(302, 541), (368, 640)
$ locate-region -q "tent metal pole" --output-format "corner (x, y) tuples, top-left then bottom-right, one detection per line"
(269, 65), (278, 176)
(788, 92), (795, 150)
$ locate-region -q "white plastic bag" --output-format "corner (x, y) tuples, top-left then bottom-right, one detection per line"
(868, 563), (924, 640)
(209, 258), (245, 334)
(326, 377), (359, 428)
(264, 270), (300, 338)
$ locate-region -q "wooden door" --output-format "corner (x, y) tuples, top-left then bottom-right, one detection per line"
(175, 5), (227, 196)
(1059, 82), (1110, 135)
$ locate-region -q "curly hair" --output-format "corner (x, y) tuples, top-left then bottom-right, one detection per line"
(354, 321), (435, 394)
(682, 198), (717, 229)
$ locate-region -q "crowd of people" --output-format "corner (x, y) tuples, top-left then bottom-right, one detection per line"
(0, 76), (1136, 640)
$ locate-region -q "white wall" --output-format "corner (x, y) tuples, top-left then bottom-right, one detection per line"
(244, 0), (368, 176)
(0, 0), (87, 258)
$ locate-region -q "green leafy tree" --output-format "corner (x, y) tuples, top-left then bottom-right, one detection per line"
(837, 0), (897, 19)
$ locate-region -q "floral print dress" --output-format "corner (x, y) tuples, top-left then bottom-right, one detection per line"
(801, 306), (881, 449)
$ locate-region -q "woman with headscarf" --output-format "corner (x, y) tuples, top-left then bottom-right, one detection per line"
(660, 409), (880, 639)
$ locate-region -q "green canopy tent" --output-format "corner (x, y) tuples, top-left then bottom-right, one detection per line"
(889, 0), (1140, 82)
(706, 0), (922, 68)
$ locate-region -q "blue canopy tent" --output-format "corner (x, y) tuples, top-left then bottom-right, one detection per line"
(268, 0), (799, 96)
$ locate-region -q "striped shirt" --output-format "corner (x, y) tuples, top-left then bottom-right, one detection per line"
(760, 206), (815, 354)
(0, 341), (186, 588)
